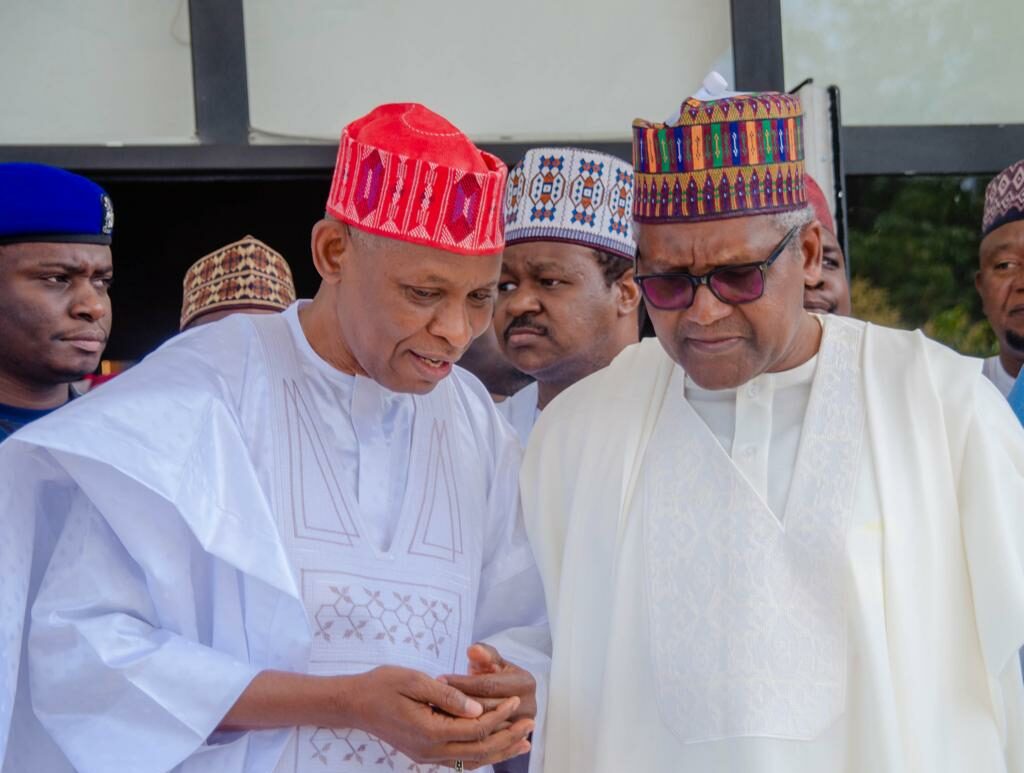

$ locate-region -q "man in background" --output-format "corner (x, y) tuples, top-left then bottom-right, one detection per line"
(0, 162), (114, 770)
(977, 159), (1024, 397)
(803, 174), (851, 316)
(493, 147), (640, 444)
(0, 163), (114, 442)
(180, 235), (296, 331)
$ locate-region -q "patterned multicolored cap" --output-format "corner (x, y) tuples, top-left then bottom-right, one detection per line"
(632, 72), (808, 224)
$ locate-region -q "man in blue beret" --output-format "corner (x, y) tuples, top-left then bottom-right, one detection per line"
(0, 162), (114, 442)
(0, 162), (114, 771)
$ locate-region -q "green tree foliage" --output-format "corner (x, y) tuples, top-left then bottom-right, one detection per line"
(846, 175), (998, 356)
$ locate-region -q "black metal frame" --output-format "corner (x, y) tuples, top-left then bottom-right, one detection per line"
(189, 0), (250, 145)
(731, 0), (785, 92)
(0, 0), (1018, 177)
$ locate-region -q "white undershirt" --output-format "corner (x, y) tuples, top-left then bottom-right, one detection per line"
(684, 354), (818, 516)
(496, 381), (539, 448)
(983, 355), (1017, 398)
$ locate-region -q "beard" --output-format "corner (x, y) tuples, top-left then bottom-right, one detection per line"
(1007, 330), (1024, 353)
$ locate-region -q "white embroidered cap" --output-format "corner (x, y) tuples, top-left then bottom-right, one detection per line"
(504, 147), (637, 260)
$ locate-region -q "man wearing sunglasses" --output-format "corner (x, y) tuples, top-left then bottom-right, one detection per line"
(519, 73), (1024, 773)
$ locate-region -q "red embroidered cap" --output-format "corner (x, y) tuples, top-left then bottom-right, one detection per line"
(327, 103), (507, 256)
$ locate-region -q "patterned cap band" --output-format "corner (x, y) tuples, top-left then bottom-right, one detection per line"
(632, 89), (807, 223)
(505, 147), (636, 260)
(982, 159), (1024, 238)
(327, 103), (506, 256)
(181, 235), (296, 330)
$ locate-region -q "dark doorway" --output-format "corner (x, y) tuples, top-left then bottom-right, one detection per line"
(88, 170), (333, 362)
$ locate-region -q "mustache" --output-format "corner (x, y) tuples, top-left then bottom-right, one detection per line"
(504, 314), (548, 340)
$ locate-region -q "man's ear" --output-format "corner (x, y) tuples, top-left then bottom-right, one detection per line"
(615, 266), (642, 316)
(311, 218), (353, 284)
(800, 221), (823, 288)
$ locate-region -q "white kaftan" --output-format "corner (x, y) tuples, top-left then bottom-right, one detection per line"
(0, 303), (549, 773)
(522, 315), (1024, 773)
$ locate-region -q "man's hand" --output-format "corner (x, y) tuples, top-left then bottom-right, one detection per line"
(440, 644), (538, 725)
(217, 666), (532, 770)
(352, 665), (533, 769)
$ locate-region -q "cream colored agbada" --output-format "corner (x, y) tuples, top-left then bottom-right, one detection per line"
(522, 315), (1024, 773)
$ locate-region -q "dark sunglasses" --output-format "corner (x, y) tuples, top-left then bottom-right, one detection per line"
(635, 225), (800, 311)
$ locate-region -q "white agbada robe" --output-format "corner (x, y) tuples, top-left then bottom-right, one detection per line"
(496, 383), (539, 447)
(522, 314), (1024, 773)
(0, 303), (549, 773)
(984, 354), (1019, 398)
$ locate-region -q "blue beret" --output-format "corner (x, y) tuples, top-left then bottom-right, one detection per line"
(0, 163), (113, 246)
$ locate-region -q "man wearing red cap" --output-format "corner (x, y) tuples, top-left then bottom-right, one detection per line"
(0, 105), (546, 773)
(802, 175), (852, 316)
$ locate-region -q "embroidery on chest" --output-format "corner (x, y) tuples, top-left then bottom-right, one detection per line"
(639, 319), (865, 742)
(405, 419), (465, 562)
(304, 569), (464, 673)
(279, 726), (452, 772)
(276, 383), (473, 673)
(282, 378), (361, 547)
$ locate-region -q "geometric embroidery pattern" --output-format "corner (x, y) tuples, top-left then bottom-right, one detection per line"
(607, 167), (634, 239)
(633, 91), (807, 223)
(528, 153), (566, 223)
(284, 380), (361, 548)
(407, 420), (464, 563)
(180, 235), (295, 330)
(504, 163), (527, 227)
(505, 147), (636, 259)
(299, 727), (445, 772)
(641, 317), (864, 742)
(569, 158), (606, 227)
(312, 583), (456, 659)
(304, 570), (463, 673)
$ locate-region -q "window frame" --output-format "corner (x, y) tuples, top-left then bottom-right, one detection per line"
(0, 0), (1017, 178)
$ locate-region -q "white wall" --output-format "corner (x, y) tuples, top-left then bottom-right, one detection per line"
(0, 0), (196, 144)
(0, 0), (732, 147)
(783, 0), (1024, 126)
(243, 0), (733, 144)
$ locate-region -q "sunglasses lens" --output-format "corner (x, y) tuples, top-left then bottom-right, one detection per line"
(709, 266), (765, 303)
(640, 276), (695, 310)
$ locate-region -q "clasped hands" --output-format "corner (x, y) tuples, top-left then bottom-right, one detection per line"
(356, 643), (536, 770)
